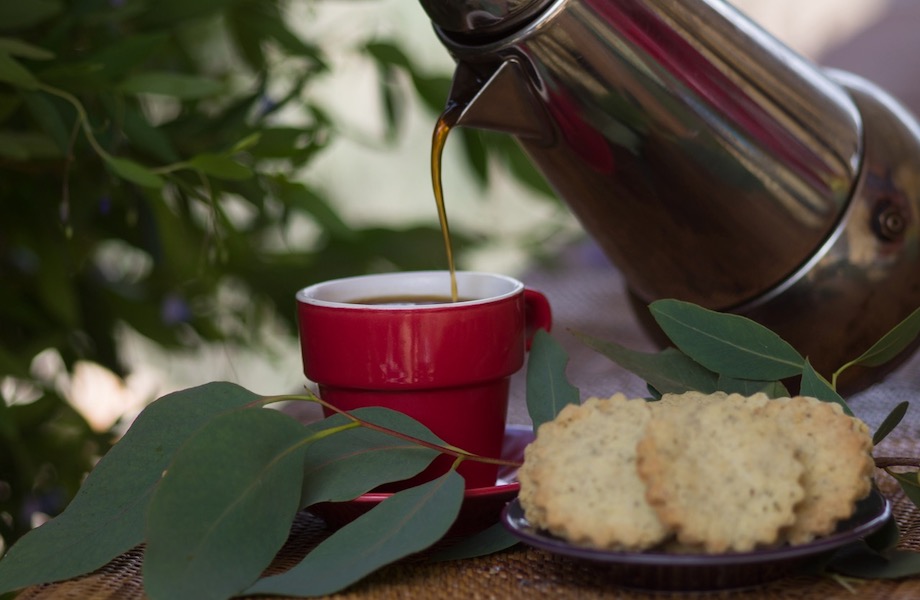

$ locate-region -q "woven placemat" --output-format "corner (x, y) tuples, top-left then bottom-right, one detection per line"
(13, 455), (920, 598)
(14, 470), (920, 600)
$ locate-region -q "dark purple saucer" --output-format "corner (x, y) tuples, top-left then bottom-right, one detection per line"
(502, 488), (891, 591)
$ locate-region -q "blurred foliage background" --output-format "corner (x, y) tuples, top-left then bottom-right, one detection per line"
(0, 0), (571, 556)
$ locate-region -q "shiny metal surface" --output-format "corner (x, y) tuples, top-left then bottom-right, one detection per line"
(424, 0), (920, 381)
(739, 72), (920, 387)
(437, 0), (862, 310)
(418, 0), (553, 37)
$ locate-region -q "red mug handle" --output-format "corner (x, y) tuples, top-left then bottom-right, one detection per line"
(523, 288), (552, 350)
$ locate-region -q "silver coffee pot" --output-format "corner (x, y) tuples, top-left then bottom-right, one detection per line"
(418, 0), (920, 388)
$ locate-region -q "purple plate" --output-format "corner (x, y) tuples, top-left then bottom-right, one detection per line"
(502, 488), (891, 591)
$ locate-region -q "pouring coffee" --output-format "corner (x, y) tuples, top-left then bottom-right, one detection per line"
(419, 0), (920, 389)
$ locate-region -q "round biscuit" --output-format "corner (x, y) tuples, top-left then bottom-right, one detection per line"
(518, 394), (669, 551)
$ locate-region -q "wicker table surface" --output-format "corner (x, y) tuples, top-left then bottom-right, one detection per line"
(17, 246), (920, 599)
(14, 474), (920, 600)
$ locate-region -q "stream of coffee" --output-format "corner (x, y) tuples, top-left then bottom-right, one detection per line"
(431, 103), (462, 302)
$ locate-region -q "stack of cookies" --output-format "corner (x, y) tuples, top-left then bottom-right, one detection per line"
(517, 392), (875, 554)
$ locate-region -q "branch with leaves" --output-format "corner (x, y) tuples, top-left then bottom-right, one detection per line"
(1, 299), (920, 598)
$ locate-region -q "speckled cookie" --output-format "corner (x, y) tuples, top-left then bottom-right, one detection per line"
(637, 400), (805, 553)
(655, 390), (771, 411)
(761, 396), (875, 544)
(518, 394), (669, 551)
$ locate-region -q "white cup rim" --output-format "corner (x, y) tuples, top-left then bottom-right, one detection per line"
(296, 271), (524, 310)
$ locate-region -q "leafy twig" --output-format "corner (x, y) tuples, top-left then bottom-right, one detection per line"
(261, 391), (523, 469)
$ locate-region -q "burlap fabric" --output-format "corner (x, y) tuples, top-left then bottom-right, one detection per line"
(17, 244), (920, 599)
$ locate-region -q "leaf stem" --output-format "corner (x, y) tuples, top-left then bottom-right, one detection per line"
(876, 456), (920, 469)
(35, 82), (197, 177)
(36, 83), (112, 162)
(260, 392), (522, 469)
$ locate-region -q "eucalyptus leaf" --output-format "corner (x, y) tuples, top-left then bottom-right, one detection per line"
(0, 383), (259, 595)
(363, 41), (411, 70)
(0, 53), (38, 90)
(650, 299), (805, 380)
(874, 402), (910, 446)
(410, 73), (452, 114)
(245, 471), (465, 598)
(460, 128), (489, 187)
(276, 180), (355, 240)
(427, 522), (519, 562)
(0, 131), (59, 159)
(800, 359), (852, 415)
(0, 38), (54, 61)
(838, 306), (920, 373)
(0, 133), (26, 159)
(104, 156), (164, 189)
(118, 72), (224, 100)
(87, 33), (170, 81)
(300, 408), (442, 507)
(573, 330), (718, 395)
(188, 153), (253, 181)
(829, 545), (920, 580)
(118, 104), (179, 163)
(0, 0), (62, 30)
(526, 330), (580, 430)
(21, 91), (70, 153)
(886, 470), (920, 507)
(865, 512), (902, 555)
(143, 408), (310, 600)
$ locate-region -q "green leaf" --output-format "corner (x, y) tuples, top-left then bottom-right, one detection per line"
(104, 156), (165, 189)
(649, 299), (805, 380)
(87, 33), (170, 81)
(800, 359), (852, 415)
(363, 41), (411, 70)
(410, 73), (452, 114)
(188, 153), (253, 181)
(117, 104), (179, 163)
(0, 38), (53, 60)
(118, 73), (224, 100)
(21, 91), (71, 153)
(573, 330), (718, 395)
(427, 522), (519, 562)
(276, 180), (355, 240)
(143, 408), (309, 600)
(246, 471), (465, 597)
(0, 0), (62, 30)
(0, 383), (259, 594)
(830, 545), (920, 580)
(865, 512), (902, 555)
(0, 131), (60, 160)
(460, 128), (489, 187)
(140, 0), (246, 28)
(887, 470), (920, 507)
(0, 53), (38, 90)
(838, 306), (920, 374)
(300, 408), (441, 508)
(526, 330), (580, 430)
(874, 402), (909, 446)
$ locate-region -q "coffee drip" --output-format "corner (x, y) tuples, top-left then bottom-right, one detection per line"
(431, 103), (461, 302)
(418, 0), (920, 389)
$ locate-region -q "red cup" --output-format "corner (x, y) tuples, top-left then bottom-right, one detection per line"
(296, 271), (551, 489)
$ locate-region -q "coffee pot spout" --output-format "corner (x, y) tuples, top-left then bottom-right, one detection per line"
(422, 0), (920, 387)
(446, 60), (554, 144)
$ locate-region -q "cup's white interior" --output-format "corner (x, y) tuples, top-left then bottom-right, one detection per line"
(297, 271), (522, 308)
